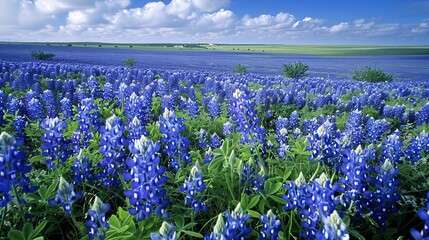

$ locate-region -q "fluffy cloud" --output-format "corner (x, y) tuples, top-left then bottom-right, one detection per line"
(330, 22), (350, 33)
(0, 0), (428, 44)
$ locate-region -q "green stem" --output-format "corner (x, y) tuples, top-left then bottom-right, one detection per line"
(309, 163), (320, 181)
(12, 183), (26, 223)
(1, 205), (7, 233)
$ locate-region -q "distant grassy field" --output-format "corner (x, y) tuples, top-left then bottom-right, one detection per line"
(2, 42), (429, 56)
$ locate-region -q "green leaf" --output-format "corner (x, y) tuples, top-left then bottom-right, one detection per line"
(248, 210), (260, 219)
(32, 221), (47, 238)
(22, 223), (33, 240)
(268, 182), (283, 195)
(342, 216), (350, 227)
(182, 230), (203, 238)
(174, 215), (184, 229)
(248, 196), (260, 209)
(348, 228), (365, 240)
(108, 215), (121, 230)
(8, 230), (25, 240)
(269, 195), (286, 205)
(33, 237), (44, 240)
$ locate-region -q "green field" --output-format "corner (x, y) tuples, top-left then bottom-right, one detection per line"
(2, 42), (429, 56)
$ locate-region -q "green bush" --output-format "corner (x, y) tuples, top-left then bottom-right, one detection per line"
(123, 58), (136, 67)
(282, 61), (309, 79)
(352, 66), (393, 82)
(233, 63), (247, 74)
(31, 50), (55, 60)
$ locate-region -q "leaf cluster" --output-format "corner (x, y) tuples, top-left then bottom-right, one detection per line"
(31, 51), (55, 60)
(282, 61), (309, 79)
(352, 66), (393, 82)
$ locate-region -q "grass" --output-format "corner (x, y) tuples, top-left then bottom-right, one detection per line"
(1, 42), (429, 56)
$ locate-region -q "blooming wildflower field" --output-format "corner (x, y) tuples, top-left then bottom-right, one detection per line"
(1, 58), (429, 240)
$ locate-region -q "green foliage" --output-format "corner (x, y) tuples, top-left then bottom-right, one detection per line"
(233, 64), (247, 74)
(7, 222), (47, 240)
(282, 61), (309, 79)
(31, 51), (55, 60)
(352, 66), (393, 82)
(123, 58), (136, 67)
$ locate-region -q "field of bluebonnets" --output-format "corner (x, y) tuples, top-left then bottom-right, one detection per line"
(1, 54), (429, 240)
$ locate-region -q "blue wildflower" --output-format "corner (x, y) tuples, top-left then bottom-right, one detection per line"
(49, 176), (82, 215)
(86, 196), (110, 240)
(150, 222), (177, 240)
(259, 209), (281, 240)
(179, 164), (208, 212)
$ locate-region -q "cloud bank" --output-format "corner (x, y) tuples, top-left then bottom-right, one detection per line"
(0, 0), (428, 44)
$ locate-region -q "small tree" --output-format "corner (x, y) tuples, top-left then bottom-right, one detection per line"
(282, 61), (309, 79)
(31, 50), (55, 60)
(123, 58), (136, 67)
(233, 64), (247, 74)
(352, 66), (393, 82)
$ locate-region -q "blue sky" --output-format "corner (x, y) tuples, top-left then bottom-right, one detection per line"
(0, 0), (428, 44)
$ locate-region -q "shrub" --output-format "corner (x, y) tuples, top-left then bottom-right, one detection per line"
(233, 64), (247, 74)
(31, 50), (55, 60)
(123, 58), (136, 67)
(352, 66), (393, 82)
(282, 61), (309, 79)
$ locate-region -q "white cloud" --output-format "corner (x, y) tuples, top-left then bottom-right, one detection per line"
(193, 9), (235, 30)
(330, 22), (349, 33)
(0, 0), (428, 44)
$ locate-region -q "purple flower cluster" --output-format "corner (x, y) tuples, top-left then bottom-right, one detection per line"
(49, 176), (82, 215)
(98, 115), (127, 188)
(40, 117), (69, 169)
(86, 196), (110, 240)
(0, 132), (35, 207)
(159, 108), (192, 172)
(411, 192), (429, 240)
(123, 136), (169, 221)
(179, 164), (208, 212)
(205, 204), (252, 240)
(259, 210), (281, 240)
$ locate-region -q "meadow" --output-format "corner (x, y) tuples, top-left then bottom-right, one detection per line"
(0, 46), (429, 240)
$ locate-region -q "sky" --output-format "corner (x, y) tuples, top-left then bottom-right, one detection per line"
(0, 0), (428, 45)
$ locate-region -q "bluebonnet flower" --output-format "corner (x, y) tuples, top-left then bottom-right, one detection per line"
(161, 94), (174, 111)
(208, 96), (221, 120)
(13, 116), (27, 145)
(71, 150), (93, 185)
(150, 222), (177, 240)
(340, 146), (374, 215)
(229, 89), (265, 145)
(343, 110), (363, 148)
(0, 132), (35, 207)
(124, 92), (153, 125)
(240, 158), (267, 193)
(123, 136), (169, 221)
(60, 97), (73, 119)
(381, 131), (403, 164)
(6, 94), (22, 116)
(197, 129), (209, 149)
(179, 164), (208, 212)
(204, 148), (214, 164)
(126, 116), (148, 142)
(293, 128), (302, 140)
(72, 98), (100, 152)
(259, 209), (281, 240)
(159, 108), (192, 172)
(98, 115), (127, 188)
(26, 97), (44, 121)
(317, 210), (349, 240)
(307, 119), (342, 170)
(365, 117), (391, 144)
(42, 90), (57, 118)
(283, 173), (341, 239)
(367, 159), (401, 229)
(205, 204), (252, 240)
(88, 76), (101, 99)
(86, 196), (110, 240)
(416, 102), (429, 126)
(276, 117), (289, 158)
(290, 111), (300, 129)
(211, 133), (222, 149)
(410, 192), (429, 240)
(223, 121), (234, 137)
(405, 131), (429, 164)
(40, 117), (69, 169)
(48, 176), (82, 215)
(186, 98), (200, 119)
(103, 83), (114, 102)
(0, 91), (4, 126)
